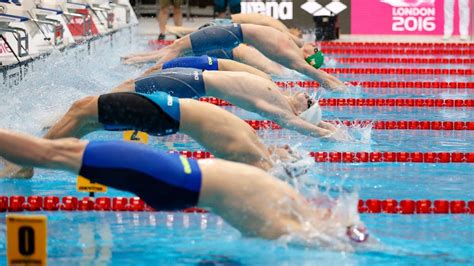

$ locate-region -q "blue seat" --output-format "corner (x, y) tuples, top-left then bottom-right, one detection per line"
(0, 13), (29, 22)
(0, 0), (21, 6)
(36, 7), (64, 15)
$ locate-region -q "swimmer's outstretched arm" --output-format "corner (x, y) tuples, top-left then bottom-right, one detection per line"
(254, 101), (344, 141)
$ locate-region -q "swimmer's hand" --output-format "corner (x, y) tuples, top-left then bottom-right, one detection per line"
(325, 78), (349, 93)
(322, 128), (353, 142)
(121, 56), (149, 65)
(120, 51), (163, 65)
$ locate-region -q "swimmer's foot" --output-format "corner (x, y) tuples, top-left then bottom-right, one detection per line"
(0, 162), (34, 179)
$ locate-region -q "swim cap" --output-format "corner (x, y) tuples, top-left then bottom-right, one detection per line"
(299, 102), (322, 125)
(305, 48), (324, 69)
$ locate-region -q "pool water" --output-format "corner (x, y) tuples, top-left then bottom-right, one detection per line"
(0, 30), (473, 265)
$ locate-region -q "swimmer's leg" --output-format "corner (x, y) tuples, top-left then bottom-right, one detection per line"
(139, 62), (166, 77)
(80, 141), (201, 210)
(121, 50), (165, 65)
(44, 96), (102, 140)
(79, 141), (312, 239)
(150, 24), (243, 65)
(166, 25), (196, 37)
(152, 55), (271, 80)
(111, 79), (138, 93)
(188, 24), (243, 55)
(126, 24), (242, 65)
(0, 132), (200, 207)
(0, 129), (86, 178)
(0, 96), (100, 179)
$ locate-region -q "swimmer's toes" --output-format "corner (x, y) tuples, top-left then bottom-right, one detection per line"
(0, 164), (34, 179)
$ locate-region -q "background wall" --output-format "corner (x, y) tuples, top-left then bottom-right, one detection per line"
(240, 0), (352, 33)
(351, 0), (472, 35)
(132, 0), (472, 36)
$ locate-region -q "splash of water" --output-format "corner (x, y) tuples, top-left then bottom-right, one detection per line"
(267, 143), (379, 252)
(335, 121), (375, 145)
(319, 82), (363, 96)
(324, 57), (338, 68)
(0, 33), (147, 135)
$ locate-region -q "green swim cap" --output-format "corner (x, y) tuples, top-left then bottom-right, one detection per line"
(305, 49), (324, 69)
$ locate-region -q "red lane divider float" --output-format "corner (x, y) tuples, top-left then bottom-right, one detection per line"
(317, 98), (473, 108)
(336, 57), (474, 65)
(243, 120), (474, 131)
(172, 150), (474, 163)
(201, 97), (474, 108)
(318, 41), (474, 49)
(1, 196), (472, 214)
(359, 199), (474, 214)
(308, 151), (474, 163)
(320, 68), (473, 76)
(275, 80), (474, 89)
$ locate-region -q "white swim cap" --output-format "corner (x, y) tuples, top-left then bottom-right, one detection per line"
(299, 103), (322, 125)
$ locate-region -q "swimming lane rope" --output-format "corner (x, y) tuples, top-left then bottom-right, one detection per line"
(276, 80), (474, 89)
(317, 41), (474, 49)
(335, 57), (474, 65)
(244, 120), (474, 131)
(321, 68), (473, 75)
(1, 196), (473, 214)
(172, 150), (474, 163)
(201, 97), (474, 108)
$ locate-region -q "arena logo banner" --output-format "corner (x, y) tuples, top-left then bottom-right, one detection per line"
(240, 0), (351, 32)
(240, 1), (294, 20)
(351, 0), (449, 34)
